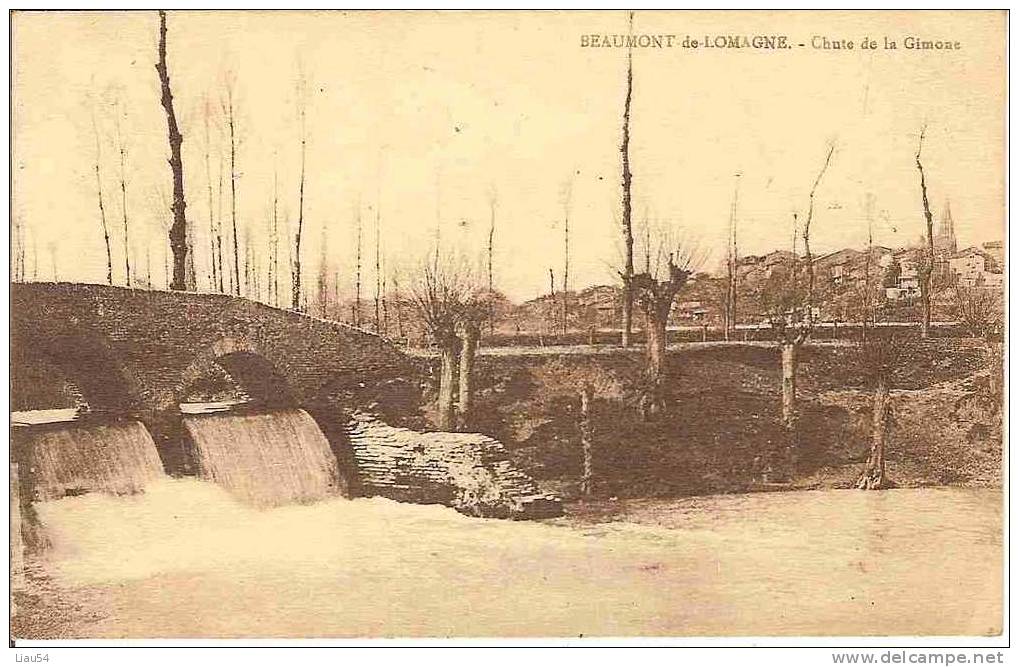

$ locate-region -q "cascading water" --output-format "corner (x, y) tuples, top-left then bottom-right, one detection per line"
(12, 419), (166, 501)
(182, 408), (343, 508)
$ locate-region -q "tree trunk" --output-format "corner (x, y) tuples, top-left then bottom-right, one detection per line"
(916, 127), (935, 339)
(228, 105), (240, 297)
(437, 343), (458, 431)
(205, 101), (217, 293)
(488, 196), (496, 336)
(217, 153), (225, 294)
(579, 383), (594, 497)
(92, 112), (113, 286)
(562, 196), (570, 337)
(354, 208), (362, 327)
(641, 308), (668, 418)
(457, 325), (478, 431)
(373, 208), (381, 331)
(781, 342), (797, 429)
(619, 19), (634, 348)
(292, 99), (306, 311)
(118, 125), (131, 288)
(647, 311), (667, 380)
(155, 10), (188, 291)
(857, 375), (890, 490)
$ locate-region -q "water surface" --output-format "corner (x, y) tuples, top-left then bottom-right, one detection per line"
(13, 484), (1001, 638)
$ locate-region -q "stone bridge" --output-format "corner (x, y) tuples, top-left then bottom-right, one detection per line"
(11, 283), (561, 517)
(11, 283), (413, 480)
(12, 283), (408, 413)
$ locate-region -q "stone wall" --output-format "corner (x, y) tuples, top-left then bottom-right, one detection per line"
(346, 413), (562, 519)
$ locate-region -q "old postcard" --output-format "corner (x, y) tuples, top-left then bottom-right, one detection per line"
(9, 9), (1005, 643)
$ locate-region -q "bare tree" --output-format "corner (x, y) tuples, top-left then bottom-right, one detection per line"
(222, 76), (241, 296)
(769, 143), (835, 433)
(456, 305), (483, 430)
(954, 287), (1003, 340)
(113, 104), (132, 287)
(216, 150), (227, 293)
(855, 335), (901, 490)
(11, 217), (26, 282)
(242, 224), (252, 297)
(90, 105), (113, 285)
(291, 73), (308, 311)
(374, 205), (381, 332)
(723, 174), (741, 340)
(268, 161), (281, 306)
(561, 177), (573, 337)
(860, 192), (876, 340)
(915, 124), (936, 338)
(203, 95), (219, 292)
(154, 10), (189, 291)
(392, 271), (405, 340)
(353, 201), (362, 327)
(382, 260), (390, 336)
(408, 255), (480, 431)
(532, 360), (624, 498)
(953, 286), (1003, 398)
(547, 267), (557, 340)
(487, 186), (497, 336)
(619, 11), (636, 347)
(317, 224), (329, 318)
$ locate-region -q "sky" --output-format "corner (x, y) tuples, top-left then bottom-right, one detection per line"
(11, 10), (1006, 302)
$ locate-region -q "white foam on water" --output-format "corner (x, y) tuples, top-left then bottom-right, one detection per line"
(25, 481), (1003, 637)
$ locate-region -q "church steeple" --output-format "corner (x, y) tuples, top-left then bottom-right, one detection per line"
(935, 199), (958, 254)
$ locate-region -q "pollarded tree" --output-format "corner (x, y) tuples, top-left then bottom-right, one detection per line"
(627, 235), (697, 418)
(408, 254), (486, 431)
(765, 143), (835, 433)
(855, 334), (903, 490)
(531, 359), (624, 497)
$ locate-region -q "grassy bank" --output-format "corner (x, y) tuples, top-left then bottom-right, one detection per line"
(386, 338), (1000, 501)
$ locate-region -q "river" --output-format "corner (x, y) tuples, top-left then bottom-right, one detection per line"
(12, 483), (1001, 638)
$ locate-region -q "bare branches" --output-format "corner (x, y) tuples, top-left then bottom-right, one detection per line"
(221, 74), (241, 297)
(486, 185), (497, 336)
(292, 67), (308, 311)
(560, 175), (573, 336)
(803, 141), (836, 311)
(915, 123), (936, 338)
(953, 287), (1002, 340)
(724, 173), (741, 340)
(408, 253), (485, 343)
(114, 101), (131, 288)
(90, 102), (113, 285)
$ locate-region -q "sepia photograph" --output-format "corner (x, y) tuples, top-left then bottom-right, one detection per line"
(8, 8), (1007, 650)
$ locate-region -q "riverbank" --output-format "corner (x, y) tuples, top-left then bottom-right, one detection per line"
(390, 339), (1000, 502)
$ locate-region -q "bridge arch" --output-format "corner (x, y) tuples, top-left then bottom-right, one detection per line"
(11, 329), (144, 414)
(170, 336), (300, 411)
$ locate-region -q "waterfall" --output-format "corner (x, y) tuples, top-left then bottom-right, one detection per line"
(13, 420), (166, 501)
(183, 408), (342, 508)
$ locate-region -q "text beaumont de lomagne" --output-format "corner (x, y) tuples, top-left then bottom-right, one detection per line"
(580, 34), (962, 50)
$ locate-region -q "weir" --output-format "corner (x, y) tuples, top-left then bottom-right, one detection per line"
(183, 408), (344, 508)
(12, 419), (166, 502)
